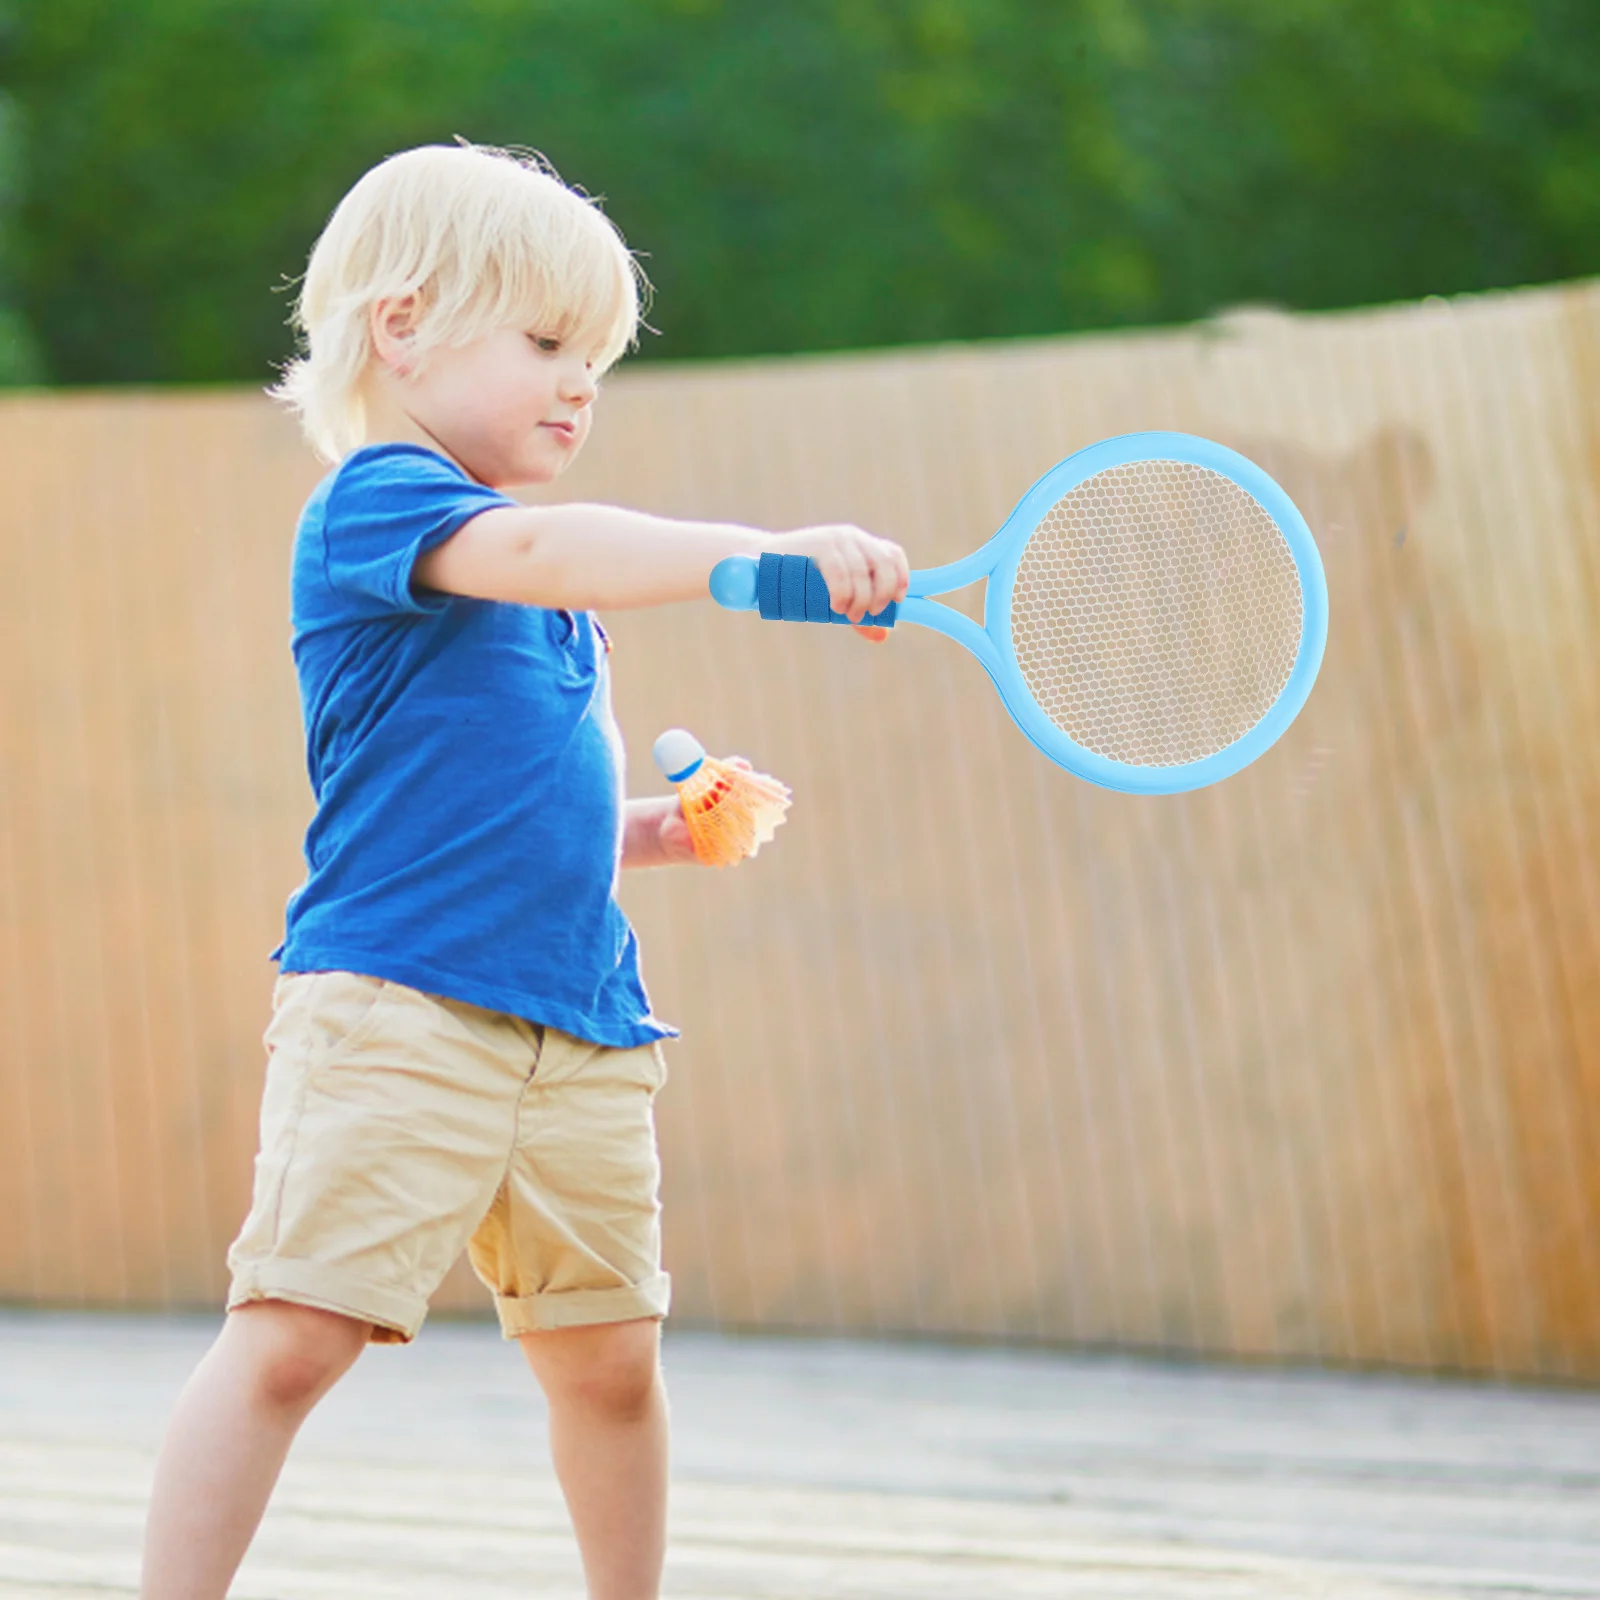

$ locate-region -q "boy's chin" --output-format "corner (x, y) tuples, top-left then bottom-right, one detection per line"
(508, 445), (578, 489)
(482, 454), (570, 491)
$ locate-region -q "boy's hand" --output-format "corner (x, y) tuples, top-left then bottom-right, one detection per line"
(782, 524), (909, 640)
(653, 798), (700, 866)
(622, 796), (699, 869)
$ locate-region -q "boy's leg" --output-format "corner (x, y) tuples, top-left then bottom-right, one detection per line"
(141, 1301), (371, 1600)
(519, 1316), (668, 1600)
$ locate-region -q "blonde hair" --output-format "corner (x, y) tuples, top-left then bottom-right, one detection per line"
(271, 142), (645, 461)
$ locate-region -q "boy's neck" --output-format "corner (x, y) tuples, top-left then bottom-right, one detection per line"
(357, 370), (470, 476)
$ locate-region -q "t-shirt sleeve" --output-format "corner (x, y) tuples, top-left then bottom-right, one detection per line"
(320, 447), (518, 620)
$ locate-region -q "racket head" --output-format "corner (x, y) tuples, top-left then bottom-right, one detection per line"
(971, 433), (1328, 794)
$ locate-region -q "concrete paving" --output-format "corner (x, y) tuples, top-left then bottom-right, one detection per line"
(0, 1310), (1596, 1597)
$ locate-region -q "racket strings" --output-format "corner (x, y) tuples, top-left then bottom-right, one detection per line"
(1009, 460), (1303, 768)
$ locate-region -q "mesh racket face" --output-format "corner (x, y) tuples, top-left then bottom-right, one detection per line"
(1008, 459), (1304, 769)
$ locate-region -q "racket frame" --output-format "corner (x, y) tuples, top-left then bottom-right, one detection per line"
(898, 431), (1328, 794)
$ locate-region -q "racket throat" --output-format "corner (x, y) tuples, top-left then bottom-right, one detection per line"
(897, 596), (1008, 687)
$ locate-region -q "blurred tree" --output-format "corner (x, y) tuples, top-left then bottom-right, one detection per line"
(0, 4), (42, 382)
(1, 0), (1596, 386)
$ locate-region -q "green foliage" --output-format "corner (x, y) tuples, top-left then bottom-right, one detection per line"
(0, 93), (43, 385)
(3, 0), (1597, 386)
(0, 5), (42, 382)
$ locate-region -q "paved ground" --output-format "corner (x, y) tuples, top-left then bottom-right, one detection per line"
(0, 1310), (1596, 1598)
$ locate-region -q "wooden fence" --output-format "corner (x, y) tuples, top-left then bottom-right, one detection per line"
(3, 280), (1598, 1379)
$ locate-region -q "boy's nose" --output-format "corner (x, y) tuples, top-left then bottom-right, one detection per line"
(562, 363), (598, 405)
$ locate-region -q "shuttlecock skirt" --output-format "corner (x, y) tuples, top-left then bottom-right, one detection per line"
(676, 756), (791, 867)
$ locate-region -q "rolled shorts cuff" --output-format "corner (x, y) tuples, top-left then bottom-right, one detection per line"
(227, 1258), (427, 1343)
(493, 1271), (672, 1338)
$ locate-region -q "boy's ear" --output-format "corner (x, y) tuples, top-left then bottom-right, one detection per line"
(370, 295), (422, 374)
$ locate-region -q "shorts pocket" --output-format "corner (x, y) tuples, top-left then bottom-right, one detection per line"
(645, 1043), (669, 1093)
(267, 971), (391, 1068)
(615, 1041), (669, 1096)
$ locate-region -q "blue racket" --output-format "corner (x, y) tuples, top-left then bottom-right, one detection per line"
(709, 432), (1328, 794)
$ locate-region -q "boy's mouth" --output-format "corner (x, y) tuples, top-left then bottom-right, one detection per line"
(540, 420), (578, 441)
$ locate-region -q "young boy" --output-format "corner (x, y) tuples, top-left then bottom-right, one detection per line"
(140, 143), (908, 1600)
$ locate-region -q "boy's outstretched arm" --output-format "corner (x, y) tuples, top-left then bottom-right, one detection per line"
(412, 503), (909, 628)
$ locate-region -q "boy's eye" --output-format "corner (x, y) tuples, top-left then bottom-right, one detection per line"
(528, 334), (562, 354)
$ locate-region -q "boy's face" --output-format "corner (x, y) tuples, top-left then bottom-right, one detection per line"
(372, 307), (599, 488)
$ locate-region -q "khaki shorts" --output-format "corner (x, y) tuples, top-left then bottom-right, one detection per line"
(226, 970), (671, 1344)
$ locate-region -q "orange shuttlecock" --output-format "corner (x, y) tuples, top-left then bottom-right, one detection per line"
(653, 728), (791, 868)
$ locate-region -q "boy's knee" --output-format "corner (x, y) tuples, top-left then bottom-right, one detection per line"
(579, 1349), (660, 1422)
(523, 1318), (662, 1422)
(230, 1301), (370, 1413)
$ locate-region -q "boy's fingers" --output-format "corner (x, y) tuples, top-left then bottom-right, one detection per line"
(829, 545), (872, 622)
(809, 528), (907, 622)
(873, 554), (900, 614)
(860, 544), (899, 620)
(852, 548), (880, 622)
(852, 624), (889, 643)
(859, 538), (905, 617)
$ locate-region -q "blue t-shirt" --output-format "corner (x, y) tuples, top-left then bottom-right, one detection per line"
(272, 443), (674, 1047)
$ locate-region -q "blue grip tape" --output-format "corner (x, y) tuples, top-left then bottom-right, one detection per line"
(754, 552), (900, 628)
(757, 553), (784, 620)
(780, 554), (808, 620)
(805, 562), (832, 622)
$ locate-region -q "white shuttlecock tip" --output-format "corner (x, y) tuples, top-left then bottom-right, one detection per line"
(653, 728), (707, 784)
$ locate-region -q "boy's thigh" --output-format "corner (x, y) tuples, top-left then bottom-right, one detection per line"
(228, 970), (539, 1343)
(468, 1029), (671, 1337)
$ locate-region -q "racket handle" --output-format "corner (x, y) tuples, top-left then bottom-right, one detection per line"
(709, 554), (900, 628)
